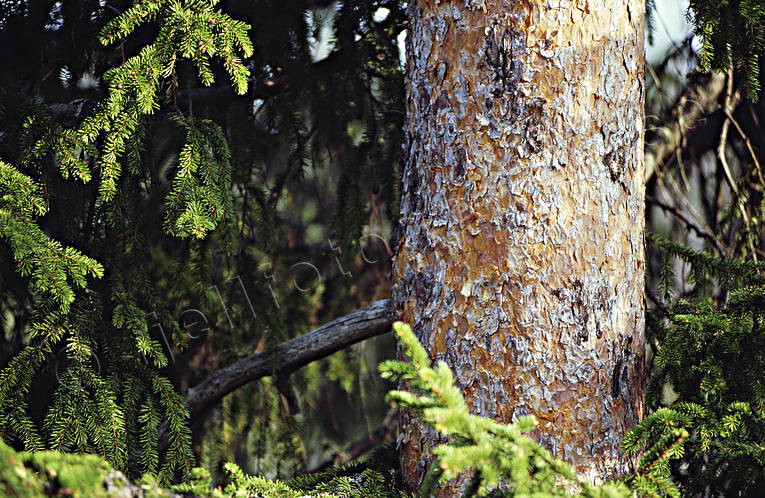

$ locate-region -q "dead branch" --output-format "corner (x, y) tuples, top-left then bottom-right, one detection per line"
(185, 298), (394, 419)
(309, 412), (398, 473)
(646, 195), (727, 257)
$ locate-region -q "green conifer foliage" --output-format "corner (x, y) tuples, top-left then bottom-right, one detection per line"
(689, 0), (765, 99)
(0, 0), (259, 481)
(0, 161), (103, 312)
(0, 0), (404, 485)
(380, 323), (634, 498)
(626, 236), (765, 496)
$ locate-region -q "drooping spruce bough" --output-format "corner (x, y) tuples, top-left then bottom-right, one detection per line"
(0, 0), (404, 484)
(1, 1), (255, 482)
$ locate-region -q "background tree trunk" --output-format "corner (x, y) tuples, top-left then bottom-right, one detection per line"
(393, 0), (645, 491)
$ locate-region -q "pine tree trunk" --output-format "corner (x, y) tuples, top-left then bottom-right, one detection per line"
(393, 0), (645, 492)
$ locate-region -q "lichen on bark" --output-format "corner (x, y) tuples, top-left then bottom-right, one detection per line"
(393, 0), (645, 491)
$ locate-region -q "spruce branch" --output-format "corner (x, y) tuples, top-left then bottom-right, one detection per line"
(382, 322), (632, 497)
(0, 159), (104, 312)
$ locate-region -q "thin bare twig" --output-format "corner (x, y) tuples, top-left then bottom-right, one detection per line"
(645, 283), (670, 320)
(645, 72), (726, 182)
(309, 411), (398, 473)
(658, 172), (726, 257)
(718, 66), (756, 259)
(725, 110), (765, 188)
(718, 67), (740, 198)
(647, 195), (727, 257)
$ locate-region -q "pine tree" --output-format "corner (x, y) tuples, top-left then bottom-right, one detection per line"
(394, 0), (645, 489)
(3, 0), (765, 495)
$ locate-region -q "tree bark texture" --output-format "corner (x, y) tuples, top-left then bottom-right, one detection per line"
(393, 0), (645, 491)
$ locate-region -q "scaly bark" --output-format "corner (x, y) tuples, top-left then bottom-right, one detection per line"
(393, 0), (645, 491)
